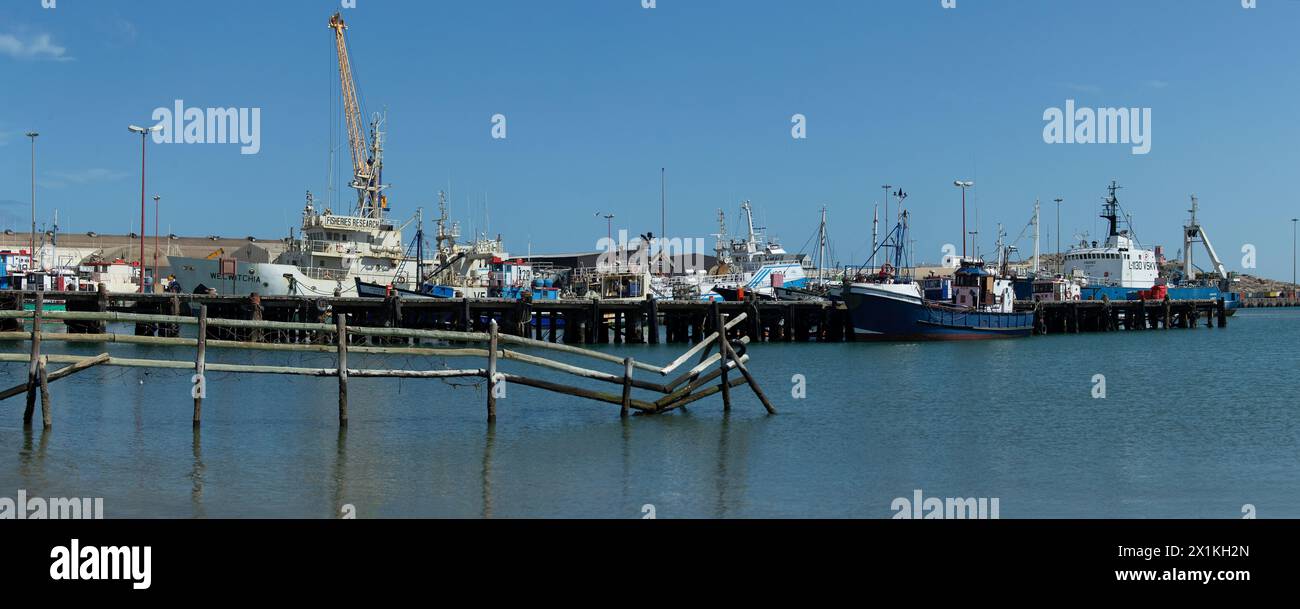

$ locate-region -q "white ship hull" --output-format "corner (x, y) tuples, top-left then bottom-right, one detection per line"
(167, 256), (416, 297)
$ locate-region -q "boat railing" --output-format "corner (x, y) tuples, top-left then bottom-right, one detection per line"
(296, 240), (361, 256)
(296, 266), (350, 282)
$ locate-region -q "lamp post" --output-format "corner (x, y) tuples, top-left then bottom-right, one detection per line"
(1054, 197), (1064, 275)
(953, 180), (974, 258)
(153, 195), (162, 292)
(25, 132), (39, 276)
(881, 184), (892, 226)
(1292, 218), (1297, 299)
(128, 124), (161, 293)
(596, 212), (614, 242)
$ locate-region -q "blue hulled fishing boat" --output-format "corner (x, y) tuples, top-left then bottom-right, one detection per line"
(843, 194), (1034, 341)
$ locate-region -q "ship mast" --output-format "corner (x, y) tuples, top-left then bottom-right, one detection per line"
(817, 205), (828, 285)
(713, 209), (730, 266)
(1032, 198), (1041, 274)
(870, 203), (878, 274)
(1101, 180), (1122, 238)
(329, 12), (385, 219)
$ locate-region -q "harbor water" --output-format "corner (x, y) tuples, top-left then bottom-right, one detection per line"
(2, 308), (1297, 518)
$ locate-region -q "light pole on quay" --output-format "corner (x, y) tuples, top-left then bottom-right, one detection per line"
(1054, 198), (1065, 275)
(25, 131), (39, 276)
(153, 194), (162, 292)
(953, 180), (974, 258)
(128, 124), (161, 293)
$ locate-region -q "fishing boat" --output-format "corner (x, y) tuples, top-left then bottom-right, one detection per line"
(670, 202), (812, 300)
(169, 13), (454, 298)
(1062, 182), (1239, 312)
(843, 202), (1034, 341)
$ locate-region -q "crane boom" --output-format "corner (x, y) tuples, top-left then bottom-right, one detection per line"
(1183, 195), (1227, 281)
(329, 12), (383, 218)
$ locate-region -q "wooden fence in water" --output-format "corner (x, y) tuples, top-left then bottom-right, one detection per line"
(0, 293), (775, 429)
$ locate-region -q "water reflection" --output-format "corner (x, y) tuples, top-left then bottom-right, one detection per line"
(189, 428), (205, 518)
(332, 426), (348, 518)
(620, 418), (632, 508)
(17, 427), (49, 489)
(713, 413), (757, 518)
(481, 423), (495, 519)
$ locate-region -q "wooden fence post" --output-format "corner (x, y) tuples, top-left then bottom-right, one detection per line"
(193, 305), (207, 427)
(621, 357), (634, 418)
(713, 302), (731, 411)
(487, 319), (499, 422)
(721, 338), (777, 415)
(337, 313), (348, 426)
(24, 292), (43, 426)
(38, 356), (51, 428)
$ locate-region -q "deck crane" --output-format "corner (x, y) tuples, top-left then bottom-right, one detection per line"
(1182, 195), (1228, 284)
(329, 12), (388, 220)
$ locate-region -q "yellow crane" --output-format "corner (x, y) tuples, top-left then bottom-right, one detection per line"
(328, 12), (387, 219)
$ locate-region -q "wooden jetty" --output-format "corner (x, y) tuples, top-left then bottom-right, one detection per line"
(1015, 297), (1230, 334)
(0, 291), (776, 429)
(0, 289), (1229, 349)
(1239, 296), (1299, 308)
(0, 288), (849, 345)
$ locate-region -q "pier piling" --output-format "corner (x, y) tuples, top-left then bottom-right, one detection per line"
(23, 292), (42, 427)
(193, 305), (207, 427)
(38, 356), (51, 429)
(337, 313), (349, 426)
(487, 319), (499, 423)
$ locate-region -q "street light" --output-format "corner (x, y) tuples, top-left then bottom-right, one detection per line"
(153, 194), (162, 292)
(595, 212), (615, 242)
(1292, 218), (1297, 300)
(1054, 198), (1065, 275)
(953, 180), (974, 258)
(25, 131), (38, 278)
(128, 124), (162, 293)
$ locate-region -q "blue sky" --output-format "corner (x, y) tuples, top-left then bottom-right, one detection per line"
(2, 0), (1298, 280)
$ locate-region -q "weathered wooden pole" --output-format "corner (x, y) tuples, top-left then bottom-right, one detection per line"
(713, 302), (731, 411)
(193, 305), (207, 427)
(1218, 298), (1228, 328)
(620, 357), (634, 418)
(38, 355), (51, 428)
(589, 299), (602, 345)
(721, 338), (776, 415)
(24, 291), (43, 426)
(646, 295), (660, 345)
(162, 293), (180, 337)
(250, 293), (264, 343)
(487, 319), (499, 422)
(337, 312), (349, 426)
(94, 283), (109, 334)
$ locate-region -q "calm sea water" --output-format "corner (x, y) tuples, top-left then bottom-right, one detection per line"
(2, 308), (1298, 518)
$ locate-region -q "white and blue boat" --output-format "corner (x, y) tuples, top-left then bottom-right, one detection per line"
(699, 201), (811, 299)
(1062, 182), (1239, 311)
